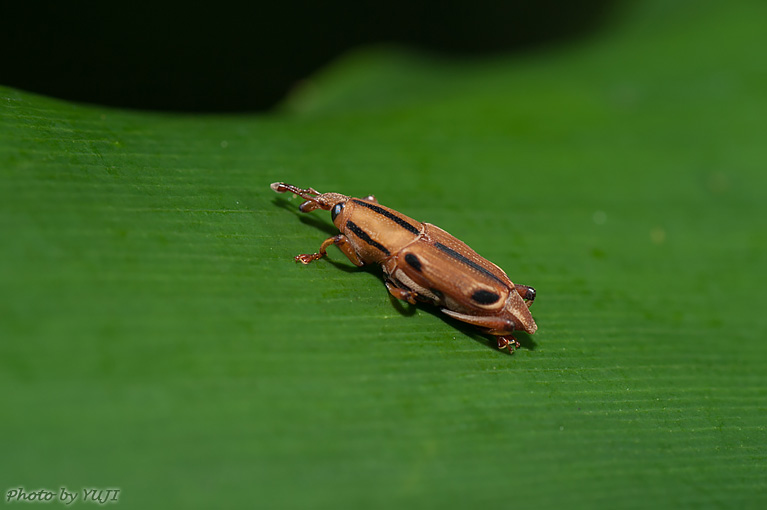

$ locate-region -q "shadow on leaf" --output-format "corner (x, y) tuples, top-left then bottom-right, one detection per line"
(272, 197), (338, 236)
(419, 304), (537, 353)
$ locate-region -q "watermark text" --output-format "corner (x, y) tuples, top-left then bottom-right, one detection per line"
(5, 487), (120, 505)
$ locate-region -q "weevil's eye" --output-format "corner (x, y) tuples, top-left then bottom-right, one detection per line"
(331, 202), (344, 221)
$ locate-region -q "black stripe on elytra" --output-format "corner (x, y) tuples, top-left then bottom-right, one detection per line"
(404, 253), (422, 272)
(351, 199), (420, 235)
(434, 242), (506, 286)
(346, 221), (390, 255)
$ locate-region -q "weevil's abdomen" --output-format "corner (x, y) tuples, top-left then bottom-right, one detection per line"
(339, 198), (424, 264)
(385, 223), (537, 335)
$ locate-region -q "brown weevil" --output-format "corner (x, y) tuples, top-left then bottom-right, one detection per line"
(271, 182), (537, 352)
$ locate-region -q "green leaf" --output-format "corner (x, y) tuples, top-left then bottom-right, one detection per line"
(2, 1), (766, 508)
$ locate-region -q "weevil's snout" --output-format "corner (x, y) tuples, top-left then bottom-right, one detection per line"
(297, 193), (348, 214)
(271, 182), (321, 211)
(271, 182), (349, 214)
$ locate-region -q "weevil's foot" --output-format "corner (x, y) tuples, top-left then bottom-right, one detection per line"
(400, 290), (419, 306)
(295, 253), (322, 264)
(497, 335), (521, 354)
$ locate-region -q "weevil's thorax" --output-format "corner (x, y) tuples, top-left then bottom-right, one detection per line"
(335, 198), (423, 264)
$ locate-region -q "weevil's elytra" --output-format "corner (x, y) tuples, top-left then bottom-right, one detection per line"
(433, 241), (507, 287)
(351, 199), (422, 235)
(270, 182), (537, 353)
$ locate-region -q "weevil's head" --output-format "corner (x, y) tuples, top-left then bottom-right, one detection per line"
(270, 183), (349, 217)
(297, 192), (348, 217)
(520, 287), (536, 302)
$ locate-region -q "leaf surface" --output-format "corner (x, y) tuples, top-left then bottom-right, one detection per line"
(1, 2), (766, 508)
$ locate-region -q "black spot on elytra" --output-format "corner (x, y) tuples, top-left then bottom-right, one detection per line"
(472, 289), (500, 305)
(404, 253), (422, 272)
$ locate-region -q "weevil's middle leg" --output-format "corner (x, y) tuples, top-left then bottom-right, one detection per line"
(515, 284), (536, 308)
(385, 281), (418, 305)
(296, 234), (364, 266)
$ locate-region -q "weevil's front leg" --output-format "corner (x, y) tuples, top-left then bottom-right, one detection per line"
(296, 234), (364, 266)
(496, 335), (521, 352)
(385, 281), (418, 305)
(514, 284), (536, 308)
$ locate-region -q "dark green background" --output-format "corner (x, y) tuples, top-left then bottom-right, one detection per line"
(1, 1), (765, 508)
(0, 0), (613, 111)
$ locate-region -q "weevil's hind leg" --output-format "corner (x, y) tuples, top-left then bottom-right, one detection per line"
(296, 234), (365, 266)
(439, 308), (520, 353)
(440, 308), (516, 333)
(515, 284), (536, 308)
(362, 194), (379, 204)
(385, 281), (418, 305)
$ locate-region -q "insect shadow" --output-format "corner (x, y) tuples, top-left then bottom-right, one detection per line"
(272, 197), (338, 237)
(272, 196), (536, 354)
(400, 299), (537, 352)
